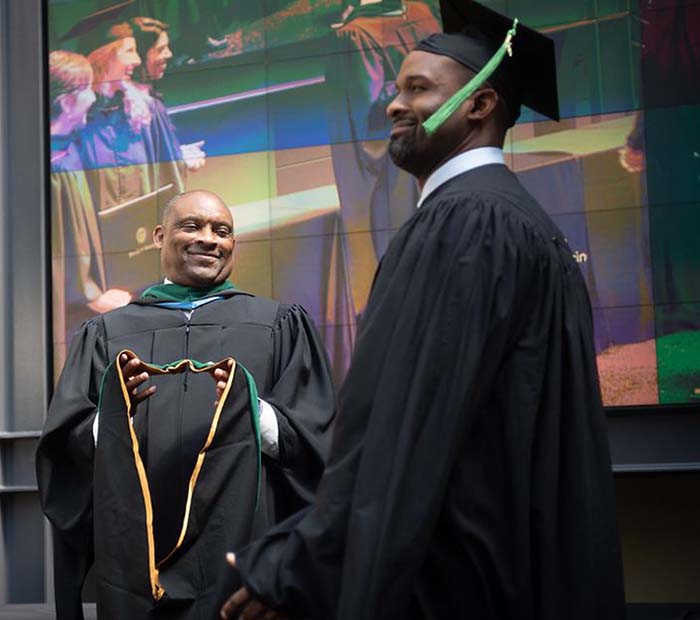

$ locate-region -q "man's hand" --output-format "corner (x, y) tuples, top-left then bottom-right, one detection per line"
(220, 553), (287, 620)
(87, 288), (132, 314)
(181, 140), (206, 171)
(211, 359), (233, 406)
(119, 353), (157, 412)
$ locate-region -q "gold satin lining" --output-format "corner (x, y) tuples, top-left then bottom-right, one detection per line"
(115, 349), (236, 601)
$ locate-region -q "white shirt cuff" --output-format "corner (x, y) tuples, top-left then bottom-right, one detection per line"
(258, 398), (280, 459)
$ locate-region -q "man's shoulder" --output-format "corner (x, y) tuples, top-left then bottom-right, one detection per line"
(424, 168), (565, 253)
(431, 164), (523, 204)
(217, 291), (285, 325)
(218, 293), (314, 330)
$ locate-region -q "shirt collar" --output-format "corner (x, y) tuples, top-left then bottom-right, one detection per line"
(417, 147), (505, 208)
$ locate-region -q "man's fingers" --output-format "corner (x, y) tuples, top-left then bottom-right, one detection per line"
(213, 365), (231, 403)
(133, 385), (157, 404)
(121, 355), (141, 371)
(243, 601), (286, 620)
(220, 586), (249, 619)
(220, 595), (236, 619)
(240, 600), (265, 619)
(230, 587), (251, 608)
(125, 371), (149, 391)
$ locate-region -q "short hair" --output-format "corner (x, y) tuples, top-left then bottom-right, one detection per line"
(161, 192), (185, 226)
(130, 17), (169, 83)
(87, 22), (135, 84)
(160, 190), (232, 228)
(49, 50), (93, 118)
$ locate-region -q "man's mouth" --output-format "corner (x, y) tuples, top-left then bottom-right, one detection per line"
(390, 120), (416, 138)
(188, 250), (220, 261)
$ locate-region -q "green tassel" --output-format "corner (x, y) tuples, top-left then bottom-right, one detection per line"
(422, 18), (518, 135)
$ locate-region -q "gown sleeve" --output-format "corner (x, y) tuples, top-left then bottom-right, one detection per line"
(262, 304), (337, 518)
(36, 319), (108, 620)
(236, 194), (539, 619)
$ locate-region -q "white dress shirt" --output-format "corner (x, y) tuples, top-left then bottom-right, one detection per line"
(417, 147), (505, 208)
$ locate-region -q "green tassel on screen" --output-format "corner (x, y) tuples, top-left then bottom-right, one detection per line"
(422, 18), (519, 135)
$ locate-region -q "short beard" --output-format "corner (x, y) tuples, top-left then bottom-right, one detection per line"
(388, 133), (420, 176)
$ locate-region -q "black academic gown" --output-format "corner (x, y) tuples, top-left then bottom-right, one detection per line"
(236, 164), (626, 620)
(37, 289), (336, 620)
(94, 354), (260, 619)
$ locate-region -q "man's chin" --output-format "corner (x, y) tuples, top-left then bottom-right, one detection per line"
(388, 138), (417, 172)
(171, 268), (228, 289)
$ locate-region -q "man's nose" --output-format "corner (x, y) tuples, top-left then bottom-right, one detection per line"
(386, 93), (407, 119)
(195, 226), (218, 244)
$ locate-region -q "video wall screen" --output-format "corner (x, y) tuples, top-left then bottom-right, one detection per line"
(48, 0), (700, 406)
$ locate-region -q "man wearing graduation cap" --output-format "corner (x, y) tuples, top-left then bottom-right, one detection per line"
(221, 2), (625, 619)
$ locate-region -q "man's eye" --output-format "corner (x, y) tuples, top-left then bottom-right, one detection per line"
(181, 223), (198, 232)
(410, 85), (426, 93)
(217, 229), (232, 237)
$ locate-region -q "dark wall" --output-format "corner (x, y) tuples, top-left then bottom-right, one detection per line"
(617, 472), (700, 602)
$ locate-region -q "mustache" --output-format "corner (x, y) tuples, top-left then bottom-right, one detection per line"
(187, 244), (222, 257)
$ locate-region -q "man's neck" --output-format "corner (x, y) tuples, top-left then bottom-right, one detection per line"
(142, 279), (234, 303)
(163, 278), (218, 289)
(417, 138), (503, 189)
(416, 146), (505, 208)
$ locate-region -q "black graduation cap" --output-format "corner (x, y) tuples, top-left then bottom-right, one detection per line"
(418, 0), (559, 128)
(58, 0), (136, 56)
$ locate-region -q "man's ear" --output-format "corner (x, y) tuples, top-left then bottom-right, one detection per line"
(153, 224), (165, 248)
(466, 88), (499, 121)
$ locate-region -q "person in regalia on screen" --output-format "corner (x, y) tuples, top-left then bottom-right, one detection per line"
(49, 49), (132, 360)
(59, 2), (179, 212)
(129, 16), (207, 180)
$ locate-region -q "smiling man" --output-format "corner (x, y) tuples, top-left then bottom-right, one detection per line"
(221, 2), (625, 620)
(37, 189), (336, 620)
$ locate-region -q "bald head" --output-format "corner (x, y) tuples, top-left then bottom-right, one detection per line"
(161, 190), (232, 227)
(154, 190), (235, 288)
